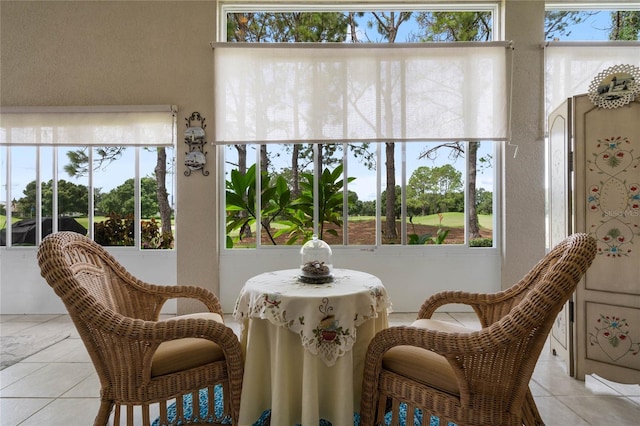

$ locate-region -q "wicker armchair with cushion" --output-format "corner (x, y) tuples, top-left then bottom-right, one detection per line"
(359, 233), (597, 426)
(37, 231), (244, 426)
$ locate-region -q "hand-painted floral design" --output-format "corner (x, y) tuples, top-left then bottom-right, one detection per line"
(589, 314), (640, 362)
(630, 183), (640, 211)
(590, 219), (638, 257)
(587, 135), (640, 257)
(587, 185), (600, 212)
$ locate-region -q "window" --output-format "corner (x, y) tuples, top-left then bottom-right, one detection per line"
(218, 3), (504, 250)
(544, 6), (640, 41)
(0, 106), (177, 248)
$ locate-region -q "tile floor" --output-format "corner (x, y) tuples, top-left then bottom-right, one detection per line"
(1, 312), (639, 426)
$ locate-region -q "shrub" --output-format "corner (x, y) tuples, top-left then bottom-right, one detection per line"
(469, 237), (493, 247)
(94, 213), (134, 246)
(141, 218), (174, 249)
(94, 213), (173, 249)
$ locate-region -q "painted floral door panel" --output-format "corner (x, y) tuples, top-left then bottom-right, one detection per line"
(574, 95), (640, 384)
(586, 304), (640, 371)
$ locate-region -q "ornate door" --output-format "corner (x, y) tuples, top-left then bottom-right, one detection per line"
(573, 95), (640, 383)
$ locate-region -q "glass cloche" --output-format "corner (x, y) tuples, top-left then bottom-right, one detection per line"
(299, 234), (333, 283)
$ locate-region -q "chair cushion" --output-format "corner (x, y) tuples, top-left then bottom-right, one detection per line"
(151, 312), (226, 377)
(382, 319), (473, 396)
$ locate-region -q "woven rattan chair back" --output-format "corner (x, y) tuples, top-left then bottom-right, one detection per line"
(360, 233), (597, 426)
(37, 231), (243, 426)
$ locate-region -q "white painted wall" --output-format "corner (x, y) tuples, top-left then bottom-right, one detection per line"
(220, 247), (501, 313)
(0, 248), (177, 314)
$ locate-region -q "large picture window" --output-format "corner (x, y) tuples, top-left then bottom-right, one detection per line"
(0, 106), (177, 248)
(217, 4), (505, 250)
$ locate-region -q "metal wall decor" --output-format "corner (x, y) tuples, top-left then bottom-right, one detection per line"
(588, 64), (640, 109)
(184, 112), (209, 176)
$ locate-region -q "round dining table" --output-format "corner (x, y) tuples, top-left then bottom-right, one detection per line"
(233, 268), (391, 426)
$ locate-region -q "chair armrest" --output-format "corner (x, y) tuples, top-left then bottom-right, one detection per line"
(418, 290), (485, 318)
(365, 324), (510, 360)
(99, 253), (224, 317)
(417, 289), (524, 327)
(95, 311), (234, 344)
(139, 283), (224, 316)
(116, 276), (224, 317)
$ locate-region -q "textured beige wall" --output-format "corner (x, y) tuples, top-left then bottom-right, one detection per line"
(0, 1), (220, 313)
(501, 0), (547, 287)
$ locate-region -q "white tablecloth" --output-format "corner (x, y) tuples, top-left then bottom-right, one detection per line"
(233, 268), (391, 426)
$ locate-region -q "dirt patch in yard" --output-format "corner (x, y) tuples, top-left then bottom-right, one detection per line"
(234, 220), (491, 247)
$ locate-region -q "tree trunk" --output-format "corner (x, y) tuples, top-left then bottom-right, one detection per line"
(235, 145), (252, 239)
(467, 142), (481, 240)
(260, 145), (269, 174)
(291, 144), (300, 198)
(385, 142), (397, 240)
(154, 147), (172, 238)
(237, 144), (247, 175)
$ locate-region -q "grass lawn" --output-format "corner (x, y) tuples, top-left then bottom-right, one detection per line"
(353, 212), (492, 229)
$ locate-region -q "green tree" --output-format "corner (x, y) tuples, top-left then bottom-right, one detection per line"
(476, 188), (493, 215)
(17, 179), (88, 217)
(346, 190), (361, 215)
(16, 181), (39, 217)
(281, 164), (355, 242)
(64, 147), (126, 178)
(380, 185), (402, 222)
(408, 165), (463, 215)
(609, 11), (640, 40)
(65, 146), (173, 241)
(360, 200), (377, 217)
(412, 11), (491, 42)
(226, 164), (293, 246)
(98, 177), (159, 218)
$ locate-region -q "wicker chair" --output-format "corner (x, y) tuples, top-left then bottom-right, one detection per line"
(37, 231), (244, 426)
(359, 233), (597, 426)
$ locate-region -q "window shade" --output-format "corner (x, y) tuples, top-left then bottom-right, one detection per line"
(0, 105), (177, 146)
(212, 43), (510, 144)
(545, 42), (640, 114)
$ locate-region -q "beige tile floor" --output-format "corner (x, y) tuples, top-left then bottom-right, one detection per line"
(1, 312), (639, 425)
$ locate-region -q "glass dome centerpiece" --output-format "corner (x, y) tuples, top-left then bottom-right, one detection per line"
(299, 234), (333, 284)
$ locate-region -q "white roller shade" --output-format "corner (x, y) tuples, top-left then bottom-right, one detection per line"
(213, 43), (510, 144)
(0, 105), (177, 146)
(545, 42), (640, 113)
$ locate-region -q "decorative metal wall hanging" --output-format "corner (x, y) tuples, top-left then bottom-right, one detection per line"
(588, 64), (640, 109)
(184, 112), (209, 176)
